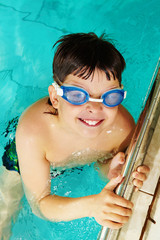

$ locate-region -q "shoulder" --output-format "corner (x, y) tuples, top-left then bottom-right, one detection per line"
(118, 105), (135, 131)
(16, 97), (56, 150)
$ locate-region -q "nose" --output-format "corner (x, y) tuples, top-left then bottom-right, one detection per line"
(85, 101), (103, 113)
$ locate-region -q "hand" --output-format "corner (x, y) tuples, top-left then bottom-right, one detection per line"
(107, 152), (126, 179)
(92, 175), (133, 229)
(132, 165), (150, 192)
(107, 152), (150, 192)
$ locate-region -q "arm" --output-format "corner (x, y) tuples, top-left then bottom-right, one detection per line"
(16, 118), (93, 220)
(38, 177), (133, 228)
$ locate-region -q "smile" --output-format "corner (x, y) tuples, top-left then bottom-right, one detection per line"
(79, 118), (104, 127)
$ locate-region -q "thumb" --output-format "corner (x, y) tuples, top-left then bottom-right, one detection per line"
(104, 175), (124, 191)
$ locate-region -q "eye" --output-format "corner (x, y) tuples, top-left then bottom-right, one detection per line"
(66, 90), (86, 103)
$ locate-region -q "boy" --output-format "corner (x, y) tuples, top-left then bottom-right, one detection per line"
(16, 33), (149, 229)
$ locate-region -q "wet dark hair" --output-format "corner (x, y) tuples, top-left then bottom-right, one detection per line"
(47, 32), (126, 112)
(53, 32), (125, 84)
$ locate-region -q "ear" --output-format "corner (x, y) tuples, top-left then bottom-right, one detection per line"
(48, 85), (59, 109)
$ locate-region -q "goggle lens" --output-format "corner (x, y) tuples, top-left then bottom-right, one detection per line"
(65, 90), (86, 104)
(103, 90), (124, 107)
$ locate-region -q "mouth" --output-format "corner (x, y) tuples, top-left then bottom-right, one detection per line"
(78, 118), (104, 127)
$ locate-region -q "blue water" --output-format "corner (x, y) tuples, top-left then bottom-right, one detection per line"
(0, 0), (160, 239)
(11, 164), (107, 240)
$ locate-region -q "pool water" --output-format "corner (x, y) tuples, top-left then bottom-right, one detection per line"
(0, 0), (160, 239)
(10, 164), (107, 240)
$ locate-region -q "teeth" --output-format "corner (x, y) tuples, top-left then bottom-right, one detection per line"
(83, 120), (99, 126)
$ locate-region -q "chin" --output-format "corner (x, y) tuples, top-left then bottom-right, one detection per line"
(77, 127), (102, 139)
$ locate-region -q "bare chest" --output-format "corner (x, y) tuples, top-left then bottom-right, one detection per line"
(45, 135), (117, 169)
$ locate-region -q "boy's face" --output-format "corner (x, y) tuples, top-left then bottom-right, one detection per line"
(54, 69), (120, 139)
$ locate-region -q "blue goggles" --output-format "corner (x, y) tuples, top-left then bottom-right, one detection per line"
(52, 82), (126, 107)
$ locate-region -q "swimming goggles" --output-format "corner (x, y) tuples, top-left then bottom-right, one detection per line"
(52, 82), (126, 107)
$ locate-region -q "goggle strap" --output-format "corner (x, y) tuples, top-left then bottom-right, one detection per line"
(124, 91), (127, 99)
(52, 82), (63, 96)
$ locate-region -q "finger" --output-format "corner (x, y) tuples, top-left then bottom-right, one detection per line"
(101, 220), (123, 229)
(132, 172), (147, 181)
(133, 179), (143, 189)
(105, 204), (132, 217)
(137, 165), (150, 173)
(114, 152), (125, 164)
(104, 175), (123, 191)
(112, 195), (134, 209)
(103, 212), (129, 224)
(110, 153), (125, 170)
